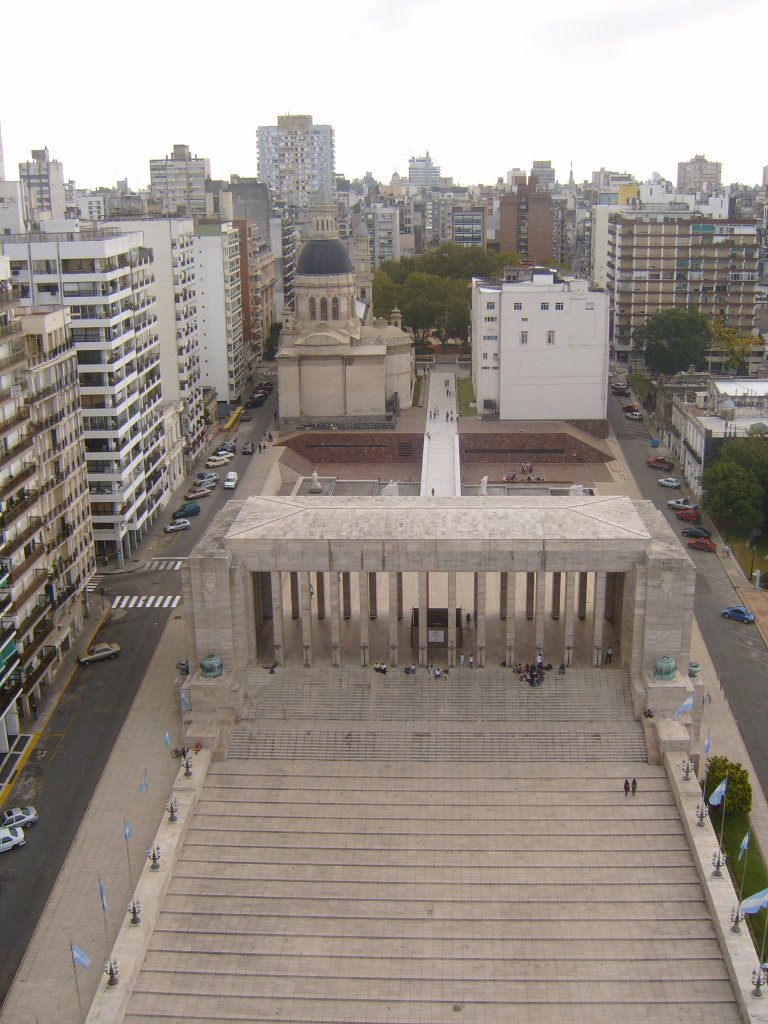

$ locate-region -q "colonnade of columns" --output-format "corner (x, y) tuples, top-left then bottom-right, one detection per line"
(262, 567), (624, 670)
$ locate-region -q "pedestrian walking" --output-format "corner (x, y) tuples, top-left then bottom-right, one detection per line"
(605, 645), (613, 665)
(624, 778), (630, 797)
(631, 778), (637, 797)
(469, 656), (474, 669)
(431, 488), (435, 496)
(466, 612), (471, 630)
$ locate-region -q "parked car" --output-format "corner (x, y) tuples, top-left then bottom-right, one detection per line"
(722, 606), (755, 623)
(224, 471), (238, 489)
(217, 441), (236, 452)
(622, 403), (639, 413)
(164, 519), (191, 534)
(625, 411), (643, 421)
(675, 508), (702, 523)
(1, 806), (38, 829)
(688, 537), (717, 552)
(669, 498), (698, 511)
(197, 471), (219, 482)
(243, 442), (254, 455)
(0, 827), (26, 853)
(658, 477), (681, 489)
(212, 452), (234, 463)
(78, 642), (121, 665)
(645, 456), (674, 471)
(184, 487), (213, 500)
(682, 526), (711, 539)
(172, 501), (201, 519)
(206, 457), (230, 468)
(251, 393), (268, 407)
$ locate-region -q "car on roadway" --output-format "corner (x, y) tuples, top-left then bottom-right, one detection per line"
(675, 508), (701, 523)
(0, 826), (26, 853)
(722, 606), (756, 623)
(1, 806), (38, 829)
(206, 457), (230, 468)
(625, 411), (644, 421)
(682, 526), (712, 539)
(197, 471), (219, 482)
(213, 451), (234, 462)
(164, 519), (190, 534)
(658, 477), (681, 488)
(243, 442), (254, 455)
(78, 642), (121, 665)
(184, 487), (213, 500)
(223, 471), (238, 489)
(646, 456), (675, 471)
(668, 498), (698, 511)
(172, 501), (201, 519)
(622, 403), (639, 413)
(688, 537), (717, 552)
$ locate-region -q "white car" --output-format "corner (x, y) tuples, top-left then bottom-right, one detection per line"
(224, 471), (238, 489)
(78, 642), (121, 665)
(164, 518), (190, 534)
(1, 806), (38, 829)
(625, 411), (643, 421)
(657, 477), (681, 489)
(213, 451), (234, 462)
(668, 498), (698, 511)
(206, 457), (230, 468)
(0, 826), (26, 853)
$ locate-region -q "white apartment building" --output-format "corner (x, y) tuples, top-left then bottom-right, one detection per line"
(194, 221), (246, 408)
(0, 227), (165, 564)
(150, 144), (211, 215)
(18, 148), (66, 226)
(0, 259), (93, 748)
(106, 218), (205, 465)
(471, 269), (609, 421)
(365, 205), (400, 268)
(257, 115), (335, 209)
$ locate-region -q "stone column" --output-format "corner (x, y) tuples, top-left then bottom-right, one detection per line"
(368, 572), (377, 619)
(342, 572), (351, 620)
(563, 572), (576, 667)
(260, 572), (273, 619)
(388, 571), (399, 667)
(505, 572), (516, 666)
(330, 571), (341, 666)
(300, 571), (313, 665)
(525, 573), (535, 620)
(358, 572), (370, 665)
(578, 572), (589, 620)
(592, 570), (606, 667)
(447, 571), (457, 667)
(397, 571), (403, 620)
(535, 571), (546, 654)
(604, 572), (620, 621)
(418, 572), (428, 665)
(551, 572), (561, 620)
(290, 571), (300, 619)
(271, 570), (285, 665)
(476, 571), (487, 667)
(473, 573), (478, 626)
(315, 571), (325, 620)
(499, 572), (507, 620)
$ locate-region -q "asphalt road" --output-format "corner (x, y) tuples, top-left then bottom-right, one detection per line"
(608, 393), (768, 791)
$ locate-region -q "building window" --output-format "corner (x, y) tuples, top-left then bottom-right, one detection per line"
(541, 302), (549, 310)
(309, 297), (317, 320)
(484, 315), (497, 323)
(320, 297), (328, 320)
(547, 331), (556, 345)
(586, 302), (594, 310)
(514, 302), (522, 310)
(555, 302), (564, 310)
(360, 287), (366, 299)
(482, 352), (488, 360)
(486, 301), (495, 310)
(520, 331), (528, 345)
(331, 297), (339, 320)
(492, 353), (499, 361)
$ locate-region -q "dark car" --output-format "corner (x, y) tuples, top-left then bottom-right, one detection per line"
(243, 442), (254, 454)
(646, 457), (674, 471)
(682, 526), (711, 539)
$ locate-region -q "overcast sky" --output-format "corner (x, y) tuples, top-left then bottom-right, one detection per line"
(2, 0), (765, 192)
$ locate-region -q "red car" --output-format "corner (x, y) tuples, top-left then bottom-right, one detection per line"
(623, 403), (639, 413)
(687, 538), (716, 552)
(646, 456), (674, 471)
(676, 509), (701, 523)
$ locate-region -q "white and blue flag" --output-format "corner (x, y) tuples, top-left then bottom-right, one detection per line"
(740, 887), (768, 916)
(71, 943), (91, 969)
(708, 777), (727, 807)
(674, 696), (694, 718)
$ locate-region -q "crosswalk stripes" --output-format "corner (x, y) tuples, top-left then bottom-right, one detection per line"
(111, 595), (182, 610)
(146, 558), (187, 572)
(86, 574), (104, 593)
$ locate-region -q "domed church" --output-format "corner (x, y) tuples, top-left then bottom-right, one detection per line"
(276, 188), (414, 423)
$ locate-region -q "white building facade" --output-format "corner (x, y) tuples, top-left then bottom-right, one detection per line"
(471, 269), (609, 421)
(257, 115), (335, 209)
(149, 144), (210, 215)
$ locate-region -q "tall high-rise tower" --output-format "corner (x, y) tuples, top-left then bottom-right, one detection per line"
(257, 115), (335, 208)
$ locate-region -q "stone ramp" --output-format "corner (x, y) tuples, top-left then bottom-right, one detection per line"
(123, 761), (739, 1024)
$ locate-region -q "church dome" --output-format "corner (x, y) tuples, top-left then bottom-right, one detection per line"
(296, 238), (354, 276)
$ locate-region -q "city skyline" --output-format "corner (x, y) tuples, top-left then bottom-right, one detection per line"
(1, 0), (766, 193)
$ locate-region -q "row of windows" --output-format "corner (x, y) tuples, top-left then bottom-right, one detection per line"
(309, 297), (340, 320)
(519, 331), (556, 345)
(511, 301), (564, 311)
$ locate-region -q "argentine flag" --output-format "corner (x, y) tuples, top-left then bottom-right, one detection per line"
(708, 777), (727, 807)
(71, 943), (91, 969)
(740, 830), (750, 861)
(674, 695), (694, 718)
(740, 887), (768, 916)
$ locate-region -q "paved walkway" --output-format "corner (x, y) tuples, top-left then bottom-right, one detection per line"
(422, 371), (460, 496)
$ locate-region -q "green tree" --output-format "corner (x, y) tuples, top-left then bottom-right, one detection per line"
(372, 270), (399, 320)
(264, 321), (282, 360)
(711, 318), (758, 375)
(706, 755), (752, 814)
(715, 437), (768, 501)
(701, 461), (765, 531)
(633, 309), (712, 375)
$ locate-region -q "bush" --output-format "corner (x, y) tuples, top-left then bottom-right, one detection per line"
(706, 755), (752, 814)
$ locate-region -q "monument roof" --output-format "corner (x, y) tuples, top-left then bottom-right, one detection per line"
(296, 238), (354, 276)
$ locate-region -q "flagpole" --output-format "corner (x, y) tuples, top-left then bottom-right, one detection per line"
(179, 683), (187, 749)
(69, 940), (85, 1024)
(124, 828), (134, 892)
(754, 908), (768, 996)
(99, 877), (109, 956)
(713, 775), (729, 877)
(732, 832), (751, 933)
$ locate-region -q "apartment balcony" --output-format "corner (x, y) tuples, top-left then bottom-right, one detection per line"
(0, 489), (41, 529)
(22, 645), (57, 693)
(0, 636), (20, 693)
(0, 463), (36, 501)
(0, 343), (25, 374)
(20, 618), (54, 666)
(15, 593), (50, 638)
(0, 433), (34, 472)
(26, 336), (76, 367)
(0, 516), (43, 562)
(8, 542), (46, 583)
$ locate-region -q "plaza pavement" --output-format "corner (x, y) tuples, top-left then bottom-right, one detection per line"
(3, 381), (768, 1021)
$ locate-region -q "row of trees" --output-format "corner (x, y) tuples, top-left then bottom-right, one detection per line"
(372, 244), (524, 344)
(702, 437), (768, 533)
(633, 309), (758, 377)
